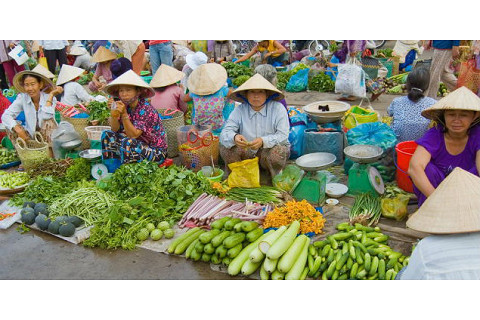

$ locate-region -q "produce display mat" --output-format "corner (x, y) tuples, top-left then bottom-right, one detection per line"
(0, 200), (22, 229)
(14, 220), (93, 244)
(137, 225), (188, 254)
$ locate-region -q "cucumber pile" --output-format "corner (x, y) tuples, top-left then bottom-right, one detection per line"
(307, 222), (409, 280)
(168, 217), (264, 268)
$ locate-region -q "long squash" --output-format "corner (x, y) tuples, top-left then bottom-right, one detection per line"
(258, 226), (287, 254)
(285, 236), (310, 280)
(174, 230), (205, 255)
(167, 227), (201, 253)
(263, 257), (278, 274)
(266, 221), (301, 260)
(227, 230), (274, 276)
(277, 235), (309, 273)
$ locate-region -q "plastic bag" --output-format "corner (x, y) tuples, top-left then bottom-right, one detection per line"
(381, 194), (410, 221)
(287, 106), (309, 159)
(38, 56), (48, 70)
(51, 121), (81, 159)
(286, 68), (309, 92)
(344, 105), (379, 130)
(335, 60), (366, 97)
(227, 157), (260, 188)
(457, 59), (480, 94)
(273, 164), (304, 192)
(303, 130), (344, 165)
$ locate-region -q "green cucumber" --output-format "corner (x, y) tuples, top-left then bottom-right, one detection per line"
(326, 260), (337, 279)
(321, 244), (332, 257)
(328, 236), (339, 250)
(174, 229), (205, 255)
(223, 233), (246, 249)
(203, 243), (215, 255)
(199, 229), (222, 244)
(241, 221), (259, 232)
(364, 253), (372, 272)
(233, 222), (244, 233)
(350, 262), (359, 279)
(201, 253), (212, 263)
(227, 243), (243, 259)
(194, 241), (205, 253)
(224, 218), (242, 231)
(332, 232), (353, 241)
(228, 230), (274, 276)
(313, 240), (329, 249)
(369, 256), (379, 276)
(210, 217), (231, 229)
(300, 267), (309, 280)
(190, 249), (202, 261)
(378, 259), (386, 280)
(246, 228), (263, 242)
(338, 273), (348, 280)
(308, 244), (316, 257)
(186, 239), (200, 259)
(210, 254), (222, 265)
(309, 256), (323, 277)
(215, 245), (228, 259)
(335, 252), (350, 271)
(211, 230), (231, 247)
(167, 227), (201, 253)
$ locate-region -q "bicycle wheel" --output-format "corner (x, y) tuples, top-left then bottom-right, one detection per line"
(308, 40), (330, 56)
(370, 40), (386, 49)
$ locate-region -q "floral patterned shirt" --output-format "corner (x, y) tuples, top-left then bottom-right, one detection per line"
(125, 99), (167, 150)
(190, 86), (229, 131)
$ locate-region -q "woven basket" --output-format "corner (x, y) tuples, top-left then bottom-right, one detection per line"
(15, 132), (50, 171)
(179, 132), (219, 172)
(361, 56), (380, 79)
(157, 109), (185, 158)
(378, 58), (394, 78)
(85, 126), (111, 141)
(61, 116), (90, 150)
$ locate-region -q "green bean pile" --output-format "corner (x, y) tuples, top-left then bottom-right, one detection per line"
(48, 186), (116, 226)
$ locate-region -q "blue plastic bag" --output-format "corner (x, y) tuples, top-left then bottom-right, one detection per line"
(303, 130), (344, 165)
(286, 68), (309, 92)
(287, 107), (309, 159)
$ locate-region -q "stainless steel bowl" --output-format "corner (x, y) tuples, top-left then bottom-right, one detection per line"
(79, 149), (102, 160)
(344, 145), (383, 164)
(295, 152), (336, 172)
(61, 139), (83, 150)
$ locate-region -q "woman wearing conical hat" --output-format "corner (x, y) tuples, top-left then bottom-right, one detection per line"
(88, 46), (117, 92)
(56, 64), (96, 107)
(408, 86), (480, 207)
(397, 168), (480, 280)
(101, 70), (168, 170)
(219, 74), (290, 180)
(150, 64), (187, 113)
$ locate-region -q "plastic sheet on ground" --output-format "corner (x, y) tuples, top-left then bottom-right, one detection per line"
(137, 224), (186, 254)
(0, 201), (22, 230)
(14, 220), (92, 244)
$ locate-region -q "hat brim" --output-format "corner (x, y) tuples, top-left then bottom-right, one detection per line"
(13, 71), (54, 94)
(230, 89), (284, 103)
(105, 85), (155, 99)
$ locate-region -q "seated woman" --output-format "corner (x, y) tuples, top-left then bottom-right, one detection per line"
(56, 64), (95, 106)
(101, 70), (168, 169)
(387, 67), (436, 142)
(150, 64), (187, 113)
(408, 86), (480, 207)
(219, 74), (290, 179)
(1, 70), (63, 145)
(234, 40), (288, 67)
(88, 46), (117, 92)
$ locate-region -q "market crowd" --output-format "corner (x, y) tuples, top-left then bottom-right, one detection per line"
(1, 40), (480, 279)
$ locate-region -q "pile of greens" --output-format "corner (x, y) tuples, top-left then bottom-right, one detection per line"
(233, 75), (251, 87)
(375, 48), (393, 58)
(78, 72), (94, 85)
(308, 73), (335, 92)
(65, 158), (92, 182)
(86, 101), (110, 125)
(276, 63), (309, 91)
(222, 62), (254, 78)
(11, 176), (79, 206)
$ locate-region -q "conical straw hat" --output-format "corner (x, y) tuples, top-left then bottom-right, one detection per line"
(406, 167), (480, 234)
(13, 70), (54, 94)
(231, 73), (284, 103)
(69, 46), (88, 56)
(187, 63), (227, 95)
(31, 64), (55, 79)
(150, 64), (185, 88)
(56, 65), (85, 85)
(105, 70), (155, 98)
(91, 46), (117, 63)
(421, 86), (480, 123)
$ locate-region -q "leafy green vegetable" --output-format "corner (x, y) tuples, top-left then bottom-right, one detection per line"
(86, 101), (110, 125)
(10, 176), (78, 206)
(222, 62), (254, 78)
(276, 63), (310, 90)
(233, 75), (251, 87)
(65, 158), (91, 182)
(78, 72), (94, 85)
(308, 73), (335, 92)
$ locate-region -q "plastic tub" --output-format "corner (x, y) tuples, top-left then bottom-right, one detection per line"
(197, 168), (224, 182)
(395, 141), (418, 193)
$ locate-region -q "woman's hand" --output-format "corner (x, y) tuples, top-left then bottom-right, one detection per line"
(115, 101), (126, 114)
(249, 138), (263, 150)
(14, 125), (29, 141)
(50, 86), (63, 96)
(234, 134), (249, 148)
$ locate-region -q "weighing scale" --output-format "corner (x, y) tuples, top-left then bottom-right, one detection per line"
(60, 139), (83, 159)
(303, 100), (350, 125)
(79, 149), (109, 180)
(344, 145), (385, 196)
(292, 152), (336, 206)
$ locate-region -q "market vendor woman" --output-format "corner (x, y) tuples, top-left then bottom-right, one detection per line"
(102, 70), (168, 168)
(408, 86), (480, 207)
(1, 70), (63, 145)
(220, 74), (290, 179)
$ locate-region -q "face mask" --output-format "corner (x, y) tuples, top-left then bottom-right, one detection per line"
(121, 94), (139, 106)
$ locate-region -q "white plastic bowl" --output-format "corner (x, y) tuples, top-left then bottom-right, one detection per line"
(326, 183), (348, 198)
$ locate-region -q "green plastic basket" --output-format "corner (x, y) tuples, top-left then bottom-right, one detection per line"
(378, 58), (394, 78)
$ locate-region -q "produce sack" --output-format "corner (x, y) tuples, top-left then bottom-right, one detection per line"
(287, 106), (310, 159)
(381, 194), (410, 221)
(344, 105), (379, 130)
(272, 164), (304, 193)
(345, 122), (398, 182)
(227, 157), (260, 188)
(38, 56), (48, 70)
(303, 130), (344, 165)
(456, 59), (480, 94)
(335, 60), (366, 97)
(286, 68), (309, 92)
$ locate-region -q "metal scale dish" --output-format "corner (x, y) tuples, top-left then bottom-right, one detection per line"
(303, 100), (350, 124)
(344, 145), (385, 195)
(79, 149), (109, 180)
(293, 152), (337, 205)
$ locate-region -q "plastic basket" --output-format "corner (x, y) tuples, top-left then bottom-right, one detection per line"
(85, 126), (111, 141)
(378, 58), (394, 78)
(179, 131), (219, 172)
(14, 132), (50, 171)
(158, 109), (184, 158)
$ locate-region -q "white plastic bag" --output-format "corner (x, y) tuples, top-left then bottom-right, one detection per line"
(335, 58), (366, 98)
(8, 44), (29, 65)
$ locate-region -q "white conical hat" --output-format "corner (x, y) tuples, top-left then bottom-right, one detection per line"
(56, 65), (85, 85)
(104, 70), (155, 98)
(69, 46), (88, 56)
(150, 64), (185, 88)
(31, 64), (55, 79)
(231, 73), (284, 103)
(406, 167), (480, 234)
(187, 63), (227, 95)
(421, 86), (480, 123)
(91, 46), (117, 63)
